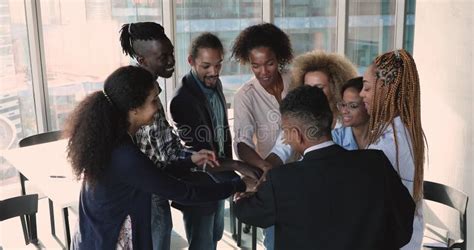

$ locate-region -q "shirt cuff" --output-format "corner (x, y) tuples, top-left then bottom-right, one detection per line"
(270, 136), (293, 163)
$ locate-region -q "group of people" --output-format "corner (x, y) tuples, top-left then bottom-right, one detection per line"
(66, 21), (426, 250)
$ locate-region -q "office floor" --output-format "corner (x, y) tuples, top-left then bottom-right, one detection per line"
(0, 174), (263, 250)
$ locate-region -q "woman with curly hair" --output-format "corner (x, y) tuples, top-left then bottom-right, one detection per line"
(231, 23), (293, 250)
(360, 49), (426, 249)
(290, 50), (358, 124)
(268, 50), (358, 165)
(67, 66), (253, 249)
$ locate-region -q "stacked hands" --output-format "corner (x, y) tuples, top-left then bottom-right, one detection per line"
(190, 149), (263, 198)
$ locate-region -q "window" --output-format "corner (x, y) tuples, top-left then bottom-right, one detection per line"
(274, 0), (337, 55)
(346, 0), (396, 74)
(0, 0), (37, 149)
(39, 0), (163, 130)
(175, 0), (263, 107)
(404, 0), (416, 54)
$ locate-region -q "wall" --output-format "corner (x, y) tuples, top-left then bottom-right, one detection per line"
(413, 0), (473, 247)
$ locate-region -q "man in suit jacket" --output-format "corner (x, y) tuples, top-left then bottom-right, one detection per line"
(170, 33), (259, 250)
(235, 85), (416, 250)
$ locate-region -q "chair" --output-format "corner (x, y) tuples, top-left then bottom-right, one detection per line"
(18, 131), (62, 243)
(18, 130), (63, 148)
(0, 194), (39, 245)
(235, 220), (258, 250)
(423, 180), (469, 250)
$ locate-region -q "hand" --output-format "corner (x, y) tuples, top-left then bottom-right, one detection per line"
(233, 192), (253, 202)
(258, 160), (273, 177)
(191, 149), (220, 168)
(234, 161), (263, 180)
(242, 176), (258, 193)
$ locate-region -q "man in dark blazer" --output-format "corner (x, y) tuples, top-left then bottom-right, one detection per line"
(235, 85), (416, 250)
(170, 33), (259, 250)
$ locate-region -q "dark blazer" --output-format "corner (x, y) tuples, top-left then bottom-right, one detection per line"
(170, 71), (232, 158)
(170, 71), (234, 214)
(235, 144), (415, 250)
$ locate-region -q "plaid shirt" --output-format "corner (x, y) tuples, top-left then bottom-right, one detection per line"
(135, 94), (193, 168)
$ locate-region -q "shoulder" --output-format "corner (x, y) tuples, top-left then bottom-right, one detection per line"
(331, 126), (350, 137)
(111, 142), (140, 157)
(235, 78), (258, 99)
(267, 161), (303, 179)
(346, 149), (391, 167)
(109, 142), (144, 167)
(374, 117), (409, 144)
(331, 126), (356, 149)
(171, 76), (197, 106)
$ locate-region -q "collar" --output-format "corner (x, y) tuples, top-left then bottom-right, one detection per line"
(303, 141), (335, 156)
(191, 70), (216, 97)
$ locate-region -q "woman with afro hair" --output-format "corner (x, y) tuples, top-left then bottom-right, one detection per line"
(231, 23), (293, 250)
(268, 50), (358, 165)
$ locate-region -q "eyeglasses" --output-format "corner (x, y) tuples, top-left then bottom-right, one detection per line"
(336, 101), (363, 112)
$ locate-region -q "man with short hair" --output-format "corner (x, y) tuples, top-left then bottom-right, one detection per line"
(119, 22), (190, 250)
(170, 32), (259, 250)
(235, 85), (416, 250)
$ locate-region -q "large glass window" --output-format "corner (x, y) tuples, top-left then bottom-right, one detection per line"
(274, 0), (337, 55)
(39, 0), (163, 130)
(0, 0), (37, 149)
(346, 0), (396, 74)
(175, 0), (263, 108)
(404, 0), (416, 54)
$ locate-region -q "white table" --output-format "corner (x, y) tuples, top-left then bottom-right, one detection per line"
(1, 139), (81, 249)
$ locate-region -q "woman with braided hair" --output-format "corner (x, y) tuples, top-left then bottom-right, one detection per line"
(360, 49), (427, 249)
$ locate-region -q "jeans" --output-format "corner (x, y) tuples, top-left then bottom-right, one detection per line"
(263, 226), (275, 250)
(182, 200), (225, 250)
(151, 195), (173, 250)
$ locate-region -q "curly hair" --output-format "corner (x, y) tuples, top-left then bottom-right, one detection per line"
(290, 50), (357, 116)
(231, 23), (293, 68)
(65, 66), (155, 186)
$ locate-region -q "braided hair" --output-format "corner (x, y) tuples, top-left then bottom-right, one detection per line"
(119, 22), (168, 59)
(368, 49), (427, 202)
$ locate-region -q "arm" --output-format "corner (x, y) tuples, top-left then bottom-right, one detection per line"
(265, 132), (293, 166)
(135, 106), (192, 168)
(152, 113), (194, 161)
(237, 143), (273, 172)
(233, 92), (282, 171)
(234, 172), (277, 228)
(265, 153), (283, 168)
(232, 92), (269, 171)
(110, 144), (246, 204)
(211, 158), (263, 180)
